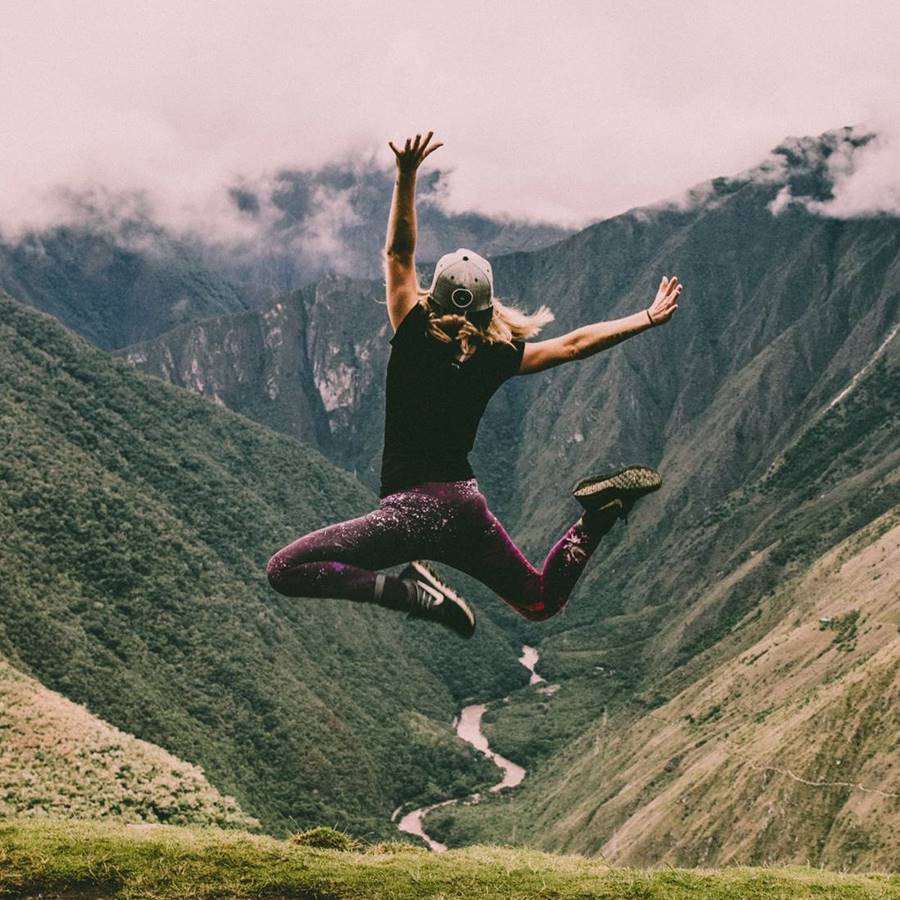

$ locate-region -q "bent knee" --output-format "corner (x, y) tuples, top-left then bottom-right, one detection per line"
(266, 553), (287, 592)
(266, 535), (318, 592)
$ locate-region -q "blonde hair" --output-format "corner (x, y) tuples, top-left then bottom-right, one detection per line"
(415, 283), (554, 364)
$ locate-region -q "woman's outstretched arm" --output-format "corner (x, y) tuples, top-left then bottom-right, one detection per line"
(517, 276), (683, 374)
(568, 275), (682, 358)
(384, 131), (442, 331)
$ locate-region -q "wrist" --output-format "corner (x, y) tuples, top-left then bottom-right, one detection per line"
(645, 309), (656, 327)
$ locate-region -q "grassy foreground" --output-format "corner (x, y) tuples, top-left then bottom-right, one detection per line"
(0, 821), (897, 899)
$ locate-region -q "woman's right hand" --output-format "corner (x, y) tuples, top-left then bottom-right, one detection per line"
(388, 131), (443, 175)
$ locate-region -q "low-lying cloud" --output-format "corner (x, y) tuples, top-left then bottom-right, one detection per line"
(768, 124), (900, 218)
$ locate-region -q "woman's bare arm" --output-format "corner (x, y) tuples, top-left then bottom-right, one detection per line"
(384, 131), (442, 331)
(385, 167), (417, 258)
(518, 276), (683, 374)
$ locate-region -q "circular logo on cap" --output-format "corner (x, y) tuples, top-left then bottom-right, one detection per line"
(451, 288), (474, 308)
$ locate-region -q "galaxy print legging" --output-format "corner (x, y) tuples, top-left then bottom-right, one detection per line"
(266, 478), (617, 622)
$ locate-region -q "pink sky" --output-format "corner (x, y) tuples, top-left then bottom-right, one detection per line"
(1, 0), (899, 237)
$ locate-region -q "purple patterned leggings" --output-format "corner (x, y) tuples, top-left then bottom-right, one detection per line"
(266, 478), (616, 622)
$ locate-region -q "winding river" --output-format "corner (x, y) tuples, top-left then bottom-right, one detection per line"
(394, 644), (546, 851)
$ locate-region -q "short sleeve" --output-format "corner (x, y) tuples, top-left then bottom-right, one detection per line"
(493, 338), (525, 383)
(507, 339), (526, 379)
(389, 303), (428, 346)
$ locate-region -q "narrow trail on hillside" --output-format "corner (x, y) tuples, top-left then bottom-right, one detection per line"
(393, 644), (549, 852)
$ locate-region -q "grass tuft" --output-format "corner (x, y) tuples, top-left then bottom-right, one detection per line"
(289, 826), (362, 852)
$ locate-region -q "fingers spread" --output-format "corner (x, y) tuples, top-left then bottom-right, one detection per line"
(391, 132), (442, 166)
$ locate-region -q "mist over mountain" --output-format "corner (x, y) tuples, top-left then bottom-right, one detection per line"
(0, 219), (251, 350)
(213, 158), (573, 296)
(0, 157), (571, 349)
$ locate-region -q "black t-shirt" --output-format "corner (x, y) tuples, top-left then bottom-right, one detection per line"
(379, 303), (526, 497)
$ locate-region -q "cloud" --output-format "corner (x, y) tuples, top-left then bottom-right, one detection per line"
(632, 122), (900, 224)
(767, 124), (900, 218)
(1, 0), (898, 244)
(638, 150), (790, 219)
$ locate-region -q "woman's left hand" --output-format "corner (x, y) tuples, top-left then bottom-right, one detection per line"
(647, 275), (682, 325)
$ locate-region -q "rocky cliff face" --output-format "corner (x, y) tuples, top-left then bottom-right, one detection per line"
(120, 274), (392, 487)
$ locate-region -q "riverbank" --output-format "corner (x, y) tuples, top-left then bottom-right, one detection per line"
(396, 644), (542, 850)
(3, 819), (895, 899)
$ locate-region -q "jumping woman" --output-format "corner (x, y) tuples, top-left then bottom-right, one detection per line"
(267, 131), (683, 639)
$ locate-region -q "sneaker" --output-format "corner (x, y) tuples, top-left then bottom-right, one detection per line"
(572, 465), (662, 519)
(399, 560), (476, 640)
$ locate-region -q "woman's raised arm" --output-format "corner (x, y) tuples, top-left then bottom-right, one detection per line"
(384, 131), (443, 331)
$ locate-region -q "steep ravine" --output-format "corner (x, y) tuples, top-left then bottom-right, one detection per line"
(394, 645), (545, 852)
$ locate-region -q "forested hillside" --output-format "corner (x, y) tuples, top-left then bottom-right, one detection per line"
(0, 654), (257, 828)
(0, 294), (516, 837)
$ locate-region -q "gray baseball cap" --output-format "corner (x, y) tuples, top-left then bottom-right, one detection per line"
(427, 248), (494, 316)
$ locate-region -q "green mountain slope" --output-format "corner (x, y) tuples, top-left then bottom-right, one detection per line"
(0, 654), (256, 827)
(426, 347), (900, 870)
(0, 293), (516, 837)
(4, 125), (898, 869)
(104, 127), (900, 868)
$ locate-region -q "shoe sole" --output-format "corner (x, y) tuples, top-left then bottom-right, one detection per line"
(400, 560), (476, 639)
(572, 465), (662, 510)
